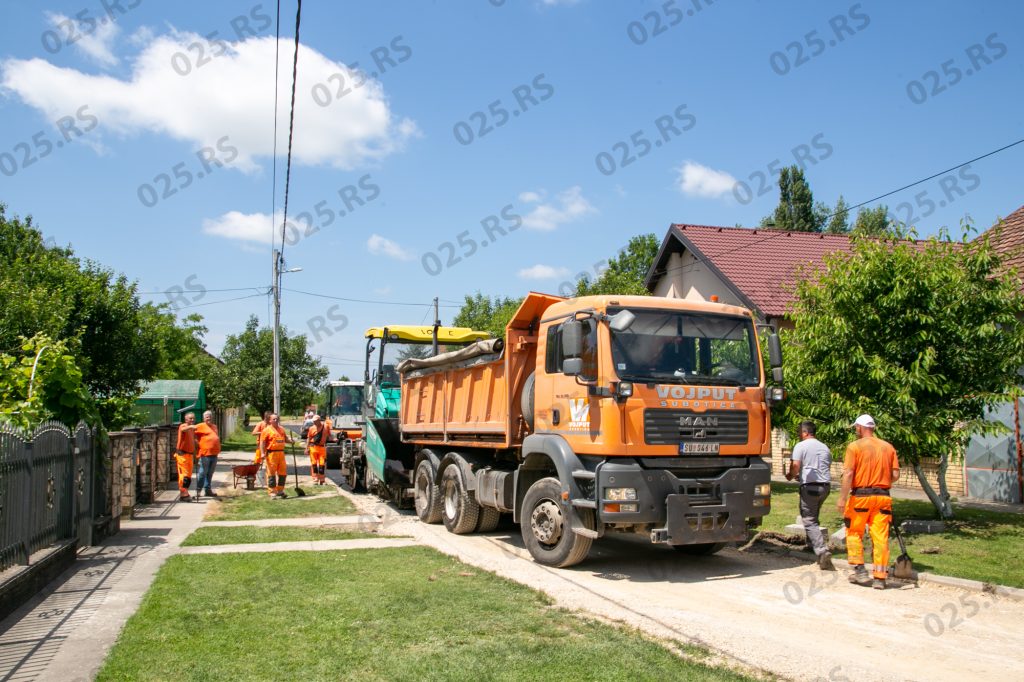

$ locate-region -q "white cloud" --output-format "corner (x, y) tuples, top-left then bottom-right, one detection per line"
(520, 185), (596, 231)
(202, 210), (275, 244)
(518, 264), (570, 280)
(367, 234), (413, 261)
(46, 12), (121, 67)
(677, 161), (738, 199)
(1, 34), (416, 172)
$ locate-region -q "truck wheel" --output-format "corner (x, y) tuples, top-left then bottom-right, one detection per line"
(414, 459), (442, 524)
(521, 477), (593, 567)
(671, 542), (726, 555)
(476, 505), (501, 532)
(348, 458), (365, 493)
(441, 465), (479, 534)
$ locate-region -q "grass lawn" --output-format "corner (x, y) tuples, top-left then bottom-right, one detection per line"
(206, 488), (357, 521)
(764, 482), (1024, 588)
(97, 547), (752, 681)
(220, 424), (258, 452)
(181, 525), (381, 546)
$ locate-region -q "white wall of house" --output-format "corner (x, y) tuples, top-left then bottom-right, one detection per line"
(651, 249), (744, 306)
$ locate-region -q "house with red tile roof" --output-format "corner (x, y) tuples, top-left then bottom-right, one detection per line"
(642, 224), (856, 327)
(643, 212), (1024, 504)
(977, 203), (1024, 288)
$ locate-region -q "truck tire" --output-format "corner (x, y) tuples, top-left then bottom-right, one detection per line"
(671, 542), (726, 555)
(520, 477), (593, 567)
(441, 465), (479, 534)
(475, 505), (501, 532)
(414, 459), (442, 524)
(521, 371), (535, 430)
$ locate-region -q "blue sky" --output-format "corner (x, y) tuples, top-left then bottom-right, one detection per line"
(2, 0), (1022, 378)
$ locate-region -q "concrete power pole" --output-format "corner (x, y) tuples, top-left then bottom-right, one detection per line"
(272, 249), (282, 415)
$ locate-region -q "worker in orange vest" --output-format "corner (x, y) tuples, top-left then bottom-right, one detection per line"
(836, 414), (900, 590)
(305, 414), (330, 484)
(251, 411), (272, 463)
(259, 413), (294, 499)
(194, 410), (222, 497)
(174, 412), (198, 502)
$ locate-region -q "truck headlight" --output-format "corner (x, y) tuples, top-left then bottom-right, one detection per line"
(604, 487), (637, 501)
(603, 503), (639, 513)
(616, 381), (633, 398)
(755, 484), (771, 496)
(770, 387), (785, 402)
(752, 498), (769, 507)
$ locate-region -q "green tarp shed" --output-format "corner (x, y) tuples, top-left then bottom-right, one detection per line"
(134, 380), (206, 425)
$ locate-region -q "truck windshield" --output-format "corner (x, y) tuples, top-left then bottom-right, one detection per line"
(607, 308), (760, 386)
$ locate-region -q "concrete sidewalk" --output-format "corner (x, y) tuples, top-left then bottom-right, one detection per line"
(0, 489), (208, 682)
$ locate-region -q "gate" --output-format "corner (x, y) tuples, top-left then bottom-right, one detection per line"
(965, 400), (1023, 504)
(0, 421), (95, 573)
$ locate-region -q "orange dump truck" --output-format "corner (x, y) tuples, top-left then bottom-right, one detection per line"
(398, 293), (783, 567)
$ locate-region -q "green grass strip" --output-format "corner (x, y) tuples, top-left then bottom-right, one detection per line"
(181, 525), (381, 546)
(97, 547), (752, 681)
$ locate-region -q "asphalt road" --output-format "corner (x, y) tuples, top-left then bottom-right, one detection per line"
(328, 472), (1024, 681)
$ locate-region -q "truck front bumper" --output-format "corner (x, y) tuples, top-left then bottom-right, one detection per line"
(594, 457), (771, 544)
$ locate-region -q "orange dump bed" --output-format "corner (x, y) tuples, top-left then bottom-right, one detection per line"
(399, 293), (558, 449)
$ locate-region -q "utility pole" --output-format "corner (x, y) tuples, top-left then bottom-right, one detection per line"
(432, 296), (439, 356)
(272, 249), (282, 415)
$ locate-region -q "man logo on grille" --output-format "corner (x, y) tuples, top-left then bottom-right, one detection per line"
(693, 429), (706, 439)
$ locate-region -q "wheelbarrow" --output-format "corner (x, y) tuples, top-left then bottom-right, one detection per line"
(232, 463), (262, 490)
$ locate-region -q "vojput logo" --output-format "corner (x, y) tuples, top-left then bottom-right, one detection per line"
(568, 398), (590, 431)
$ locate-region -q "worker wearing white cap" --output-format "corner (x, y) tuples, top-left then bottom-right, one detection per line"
(835, 414), (900, 590)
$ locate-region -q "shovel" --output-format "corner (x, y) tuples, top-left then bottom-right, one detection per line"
(289, 441), (307, 497)
(891, 521), (914, 580)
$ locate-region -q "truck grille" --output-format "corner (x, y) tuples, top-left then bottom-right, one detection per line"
(644, 409), (748, 445)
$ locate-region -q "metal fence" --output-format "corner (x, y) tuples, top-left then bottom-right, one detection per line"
(0, 421), (95, 573)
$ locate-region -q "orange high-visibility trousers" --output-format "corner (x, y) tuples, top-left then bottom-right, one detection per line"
(308, 445), (326, 484)
(264, 450), (287, 496)
(844, 495), (892, 579)
(174, 454), (194, 498)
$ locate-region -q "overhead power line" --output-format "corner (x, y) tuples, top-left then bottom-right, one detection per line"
(174, 292), (269, 310)
(138, 286), (265, 295)
(283, 287), (462, 308)
(652, 135), (1024, 282)
(277, 0), (302, 259)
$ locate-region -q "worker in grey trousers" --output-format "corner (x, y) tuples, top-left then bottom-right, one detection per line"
(786, 420), (835, 570)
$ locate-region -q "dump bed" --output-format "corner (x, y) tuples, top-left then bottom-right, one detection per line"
(399, 293), (559, 449)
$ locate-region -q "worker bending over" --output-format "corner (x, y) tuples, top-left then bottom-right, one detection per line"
(306, 414), (330, 485)
(174, 412), (198, 502)
(259, 413), (294, 499)
(836, 414), (900, 590)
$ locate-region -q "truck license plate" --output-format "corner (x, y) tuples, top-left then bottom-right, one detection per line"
(680, 442), (720, 454)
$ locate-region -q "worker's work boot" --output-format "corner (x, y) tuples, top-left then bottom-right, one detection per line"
(848, 565), (871, 585)
(275, 491), (287, 499)
(872, 578), (886, 590)
(817, 551), (835, 571)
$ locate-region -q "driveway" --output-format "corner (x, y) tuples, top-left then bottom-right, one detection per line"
(335, 478), (1024, 682)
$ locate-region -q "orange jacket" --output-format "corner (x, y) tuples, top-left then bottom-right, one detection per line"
(176, 423), (196, 454)
(195, 422), (221, 457)
(306, 423), (331, 448)
(260, 424), (288, 453)
(844, 436), (899, 489)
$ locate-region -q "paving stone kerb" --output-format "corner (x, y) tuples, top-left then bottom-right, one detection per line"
(203, 514), (381, 530)
(179, 538), (417, 554)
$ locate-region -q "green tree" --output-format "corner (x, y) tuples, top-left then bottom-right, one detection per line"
(140, 306), (226, 406)
(218, 315), (329, 417)
(0, 334), (99, 430)
(826, 195), (852, 234)
(852, 205), (897, 236)
(452, 293), (524, 339)
(574, 233), (659, 296)
(764, 166), (821, 232)
(0, 204), (164, 427)
(783, 228), (1024, 518)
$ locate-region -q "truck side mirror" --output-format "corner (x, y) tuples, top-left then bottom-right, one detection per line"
(772, 367), (783, 383)
(609, 309), (636, 332)
(561, 320), (583, 357)
(768, 333), (782, 368)
(562, 357), (583, 376)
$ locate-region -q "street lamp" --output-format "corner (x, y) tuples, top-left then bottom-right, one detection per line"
(271, 249), (302, 414)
